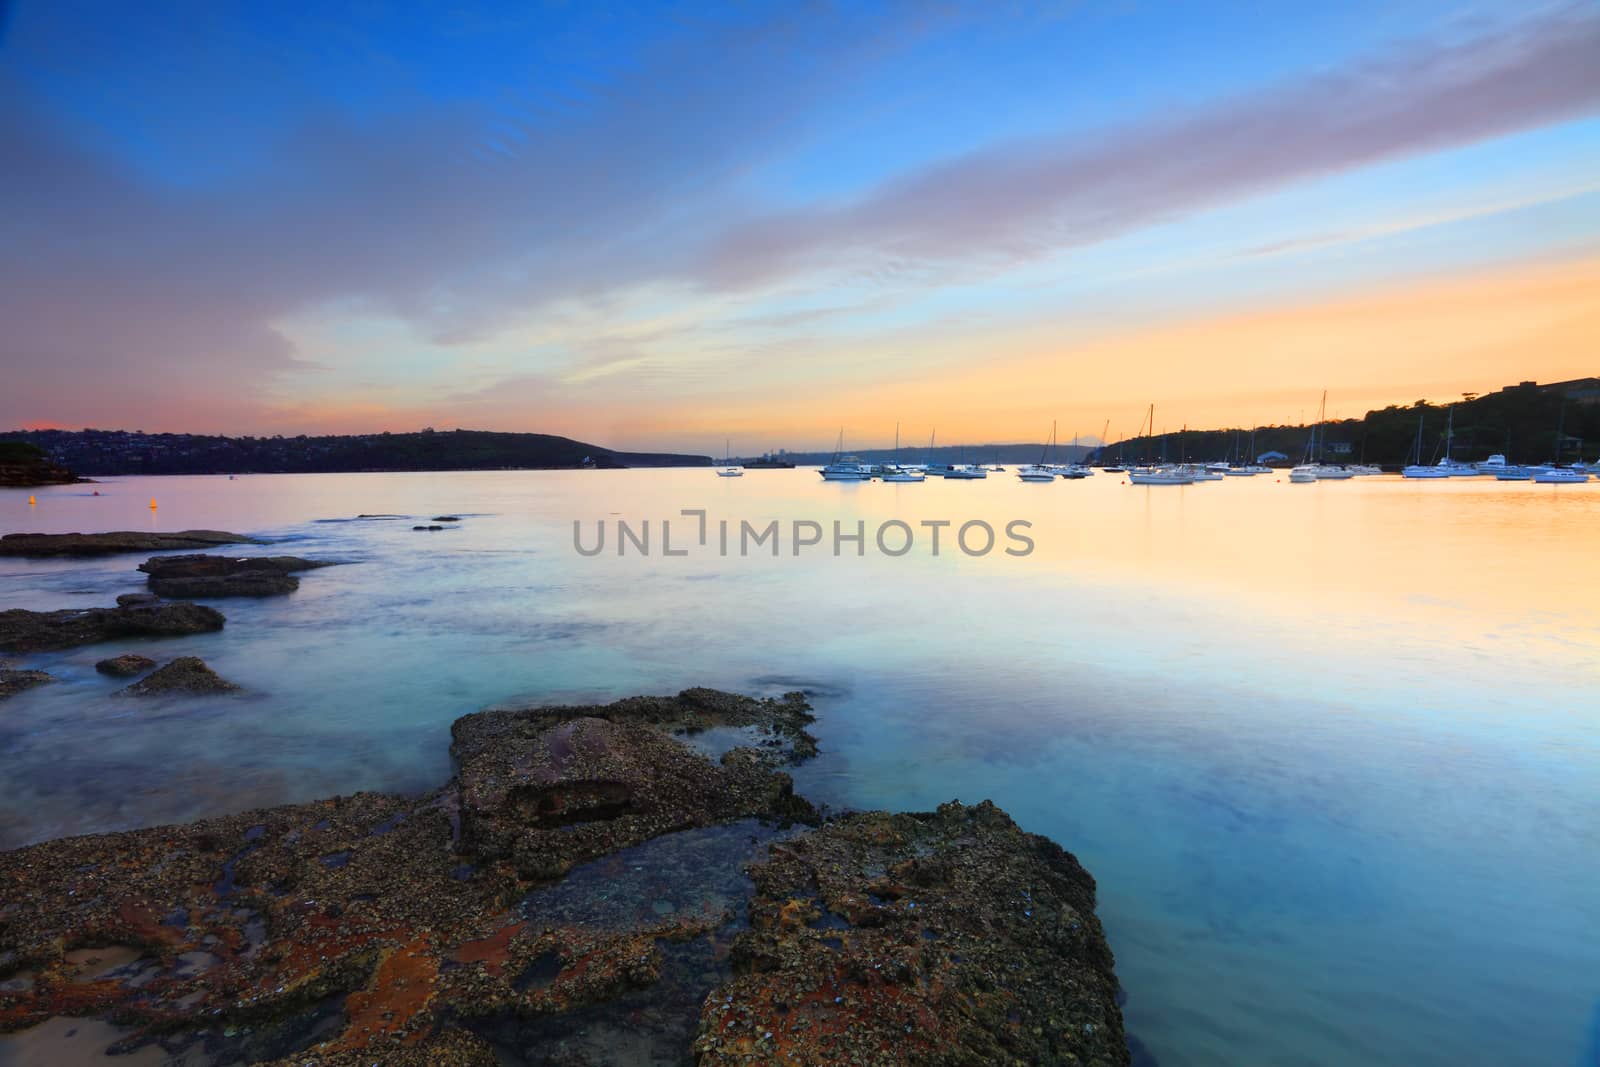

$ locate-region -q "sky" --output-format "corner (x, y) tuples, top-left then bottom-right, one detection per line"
(2, 0), (1598, 453)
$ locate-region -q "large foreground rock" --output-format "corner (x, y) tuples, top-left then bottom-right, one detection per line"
(0, 601), (224, 653)
(138, 554), (332, 598)
(116, 656), (239, 696)
(0, 690), (1129, 1066)
(0, 530), (257, 557)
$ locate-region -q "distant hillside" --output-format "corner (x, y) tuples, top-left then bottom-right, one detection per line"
(0, 440), (82, 487)
(3, 428), (710, 476)
(1092, 378), (1600, 467)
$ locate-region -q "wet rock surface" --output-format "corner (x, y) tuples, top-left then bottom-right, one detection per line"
(96, 653), (160, 677)
(0, 530), (258, 557)
(698, 800), (1128, 1066)
(0, 668), (51, 700)
(138, 554), (334, 598)
(0, 690), (1128, 1065)
(0, 601), (225, 653)
(117, 656), (241, 696)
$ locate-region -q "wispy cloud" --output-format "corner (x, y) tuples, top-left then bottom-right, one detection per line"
(700, 3), (1600, 287)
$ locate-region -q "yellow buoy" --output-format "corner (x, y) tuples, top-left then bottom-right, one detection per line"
(149, 497), (158, 510)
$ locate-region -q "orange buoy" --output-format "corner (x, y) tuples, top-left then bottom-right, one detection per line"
(149, 497), (158, 510)
(28, 495), (36, 505)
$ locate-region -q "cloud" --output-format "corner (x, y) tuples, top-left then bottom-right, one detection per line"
(0, 6), (931, 429)
(699, 3), (1600, 287)
(2, 3), (1597, 435)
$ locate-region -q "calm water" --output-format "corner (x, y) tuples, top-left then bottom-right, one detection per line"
(3, 470), (1597, 1066)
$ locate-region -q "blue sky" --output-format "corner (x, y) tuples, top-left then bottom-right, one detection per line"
(3, 1), (1596, 449)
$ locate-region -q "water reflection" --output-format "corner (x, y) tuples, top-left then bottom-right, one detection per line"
(3, 469), (1598, 1066)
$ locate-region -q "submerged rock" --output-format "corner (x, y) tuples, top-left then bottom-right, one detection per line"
(0, 690), (1127, 1065)
(116, 656), (240, 696)
(0, 530), (257, 557)
(0, 669), (51, 700)
(137, 554), (332, 598)
(0, 601), (225, 653)
(413, 524), (445, 531)
(94, 653), (158, 677)
(432, 515), (462, 522)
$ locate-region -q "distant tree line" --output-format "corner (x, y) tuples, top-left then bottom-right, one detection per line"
(0, 428), (711, 476)
(1096, 380), (1600, 466)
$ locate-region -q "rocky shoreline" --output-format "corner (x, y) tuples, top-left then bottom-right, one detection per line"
(0, 689), (1131, 1065)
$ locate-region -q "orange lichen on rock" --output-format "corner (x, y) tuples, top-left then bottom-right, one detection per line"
(447, 920), (527, 978)
(330, 937), (439, 1049)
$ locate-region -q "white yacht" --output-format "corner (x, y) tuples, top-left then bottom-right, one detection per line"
(1532, 467), (1588, 484)
(819, 430), (872, 480)
(1402, 412), (1449, 479)
(1182, 464), (1223, 481)
(945, 464), (988, 480)
(1289, 465), (1319, 483)
(1018, 421), (1063, 482)
(1128, 466), (1194, 485)
(1311, 464), (1354, 480)
(881, 424), (925, 482)
(1493, 465), (1532, 481)
(716, 438), (743, 477)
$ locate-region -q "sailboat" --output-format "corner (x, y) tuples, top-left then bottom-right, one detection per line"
(1531, 399), (1589, 482)
(1403, 412), (1449, 478)
(819, 429), (871, 480)
(716, 439), (744, 477)
(1017, 422), (1060, 481)
(1128, 405), (1193, 484)
(882, 424), (925, 482)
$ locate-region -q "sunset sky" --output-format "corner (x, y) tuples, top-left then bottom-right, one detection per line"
(3, 1), (1597, 453)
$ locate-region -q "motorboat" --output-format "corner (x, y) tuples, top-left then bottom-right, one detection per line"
(1311, 464), (1354, 480)
(945, 464), (988, 479)
(1493, 466), (1532, 481)
(1016, 465), (1057, 483)
(1532, 467), (1588, 484)
(819, 431), (871, 480)
(1182, 464), (1222, 482)
(1289, 465), (1319, 483)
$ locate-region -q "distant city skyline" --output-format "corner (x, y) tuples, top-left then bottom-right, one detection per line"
(3, 2), (1597, 453)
